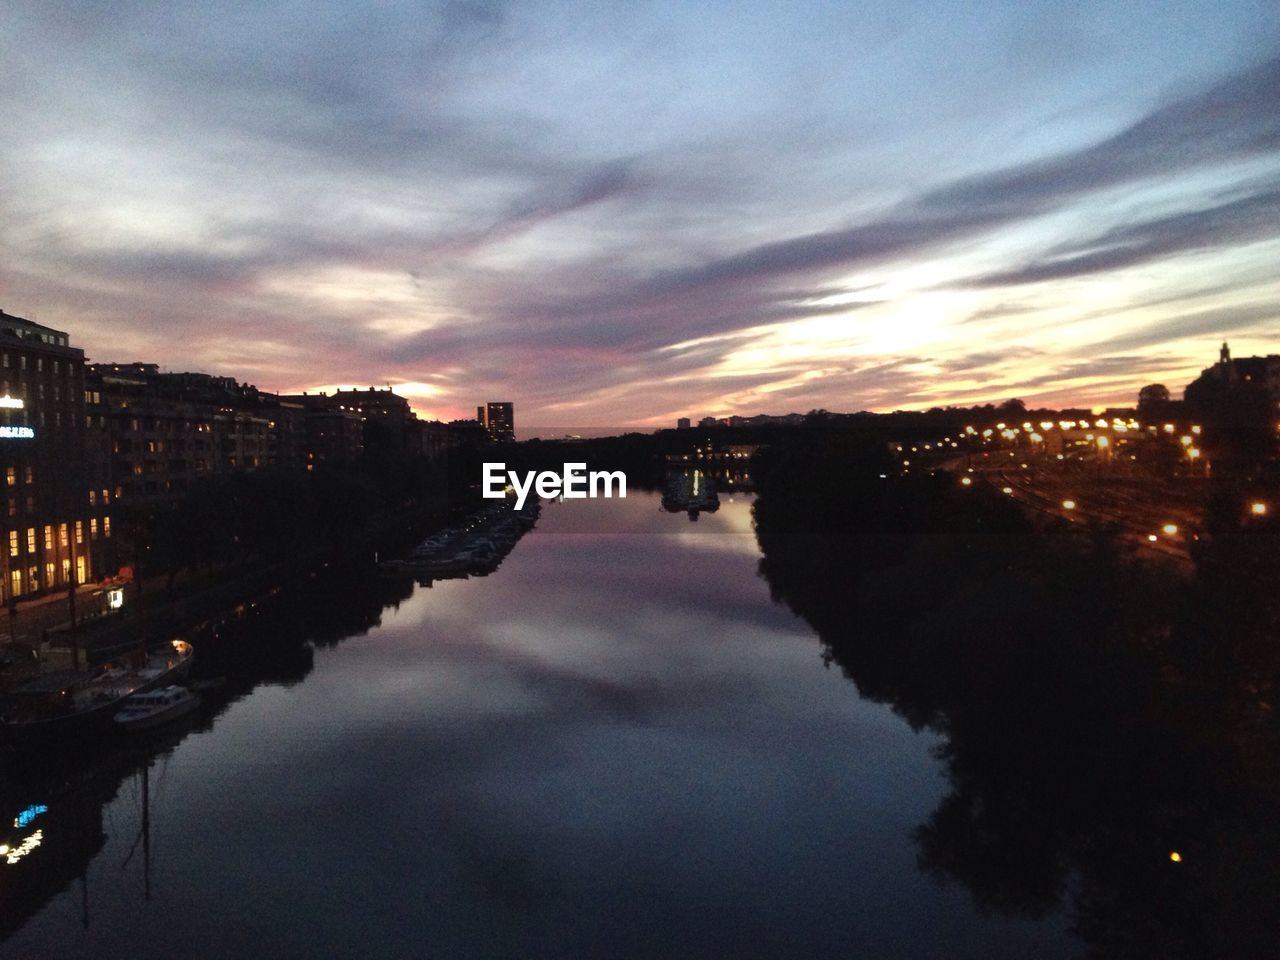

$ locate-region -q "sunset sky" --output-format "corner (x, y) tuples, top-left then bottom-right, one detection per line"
(3, 2), (1278, 426)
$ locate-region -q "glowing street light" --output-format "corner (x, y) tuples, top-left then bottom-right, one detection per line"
(1162, 524), (1179, 536)
(960, 477), (972, 487)
(1251, 502), (1268, 516)
(1062, 499), (1076, 510)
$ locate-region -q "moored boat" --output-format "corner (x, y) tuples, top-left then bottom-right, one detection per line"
(0, 639), (195, 744)
(113, 685), (201, 731)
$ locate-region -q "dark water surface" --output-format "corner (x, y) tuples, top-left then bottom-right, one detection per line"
(0, 493), (1073, 959)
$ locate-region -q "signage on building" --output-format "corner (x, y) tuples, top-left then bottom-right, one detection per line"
(0, 396), (22, 409)
(0, 426), (34, 439)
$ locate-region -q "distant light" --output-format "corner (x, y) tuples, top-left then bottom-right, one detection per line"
(1002, 487), (1013, 494)
(1191, 425), (1201, 435)
(4, 830), (41, 865)
(960, 477), (972, 486)
(1188, 447), (1201, 459)
(1148, 534), (1158, 542)
(13, 805), (47, 829)
(1169, 851), (1182, 863)
(0, 395), (22, 410)
(1162, 524), (1179, 536)
(1096, 436), (1109, 449)
(1180, 435), (1192, 446)
(1251, 502), (1268, 516)
(1062, 499), (1076, 510)
(1163, 424), (1175, 433)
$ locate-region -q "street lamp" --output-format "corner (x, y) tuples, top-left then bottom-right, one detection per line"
(1251, 501), (1268, 516)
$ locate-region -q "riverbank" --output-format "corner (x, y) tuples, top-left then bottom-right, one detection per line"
(0, 496), (480, 690)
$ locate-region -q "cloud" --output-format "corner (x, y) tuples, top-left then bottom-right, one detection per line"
(2, 7), (1279, 422)
(958, 185), (1280, 288)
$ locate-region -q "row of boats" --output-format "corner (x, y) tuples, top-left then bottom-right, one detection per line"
(380, 499), (541, 579)
(0, 639), (200, 744)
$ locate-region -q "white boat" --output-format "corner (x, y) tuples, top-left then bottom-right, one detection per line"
(2, 639), (195, 743)
(113, 686), (201, 731)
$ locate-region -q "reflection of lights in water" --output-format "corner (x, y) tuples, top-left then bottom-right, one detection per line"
(13, 804), (47, 829)
(4, 830), (42, 864)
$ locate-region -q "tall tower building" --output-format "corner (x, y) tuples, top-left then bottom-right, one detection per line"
(483, 402), (514, 442)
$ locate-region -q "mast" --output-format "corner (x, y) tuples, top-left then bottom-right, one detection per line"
(142, 761), (151, 902)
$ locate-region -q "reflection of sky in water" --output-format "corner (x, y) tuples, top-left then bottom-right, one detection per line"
(3, 493), (1071, 959)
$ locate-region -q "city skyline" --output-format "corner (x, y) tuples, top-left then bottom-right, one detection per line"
(3, 3), (1279, 425)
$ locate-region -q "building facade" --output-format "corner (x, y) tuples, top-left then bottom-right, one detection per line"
(0, 310), (113, 601)
(478, 401), (515, 442)
(87, 364), (287, 504)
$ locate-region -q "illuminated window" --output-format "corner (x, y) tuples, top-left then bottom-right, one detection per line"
(76, 555), (86, 584)
(103, 516), (111, 538)
(8, 531), (17, 557)
(44, 562), (54, 585)
(90, 518), (98, 540)
(88, 489), (96, 506)
(5, 467), (13, 487)
(23, 466), (32, 485)
(26, 528), (35, 553)
(43, 525), (52, 550)
(61, 558), (70, 578)
(59, 523), (68, 547)
(74, 521), (83, 545)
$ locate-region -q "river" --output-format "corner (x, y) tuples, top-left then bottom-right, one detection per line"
(0, 491), (1074, 959)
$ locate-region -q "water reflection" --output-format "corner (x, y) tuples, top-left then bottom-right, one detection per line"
(750, 439), (1280, 959)
(1, 493), (1076, 959)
